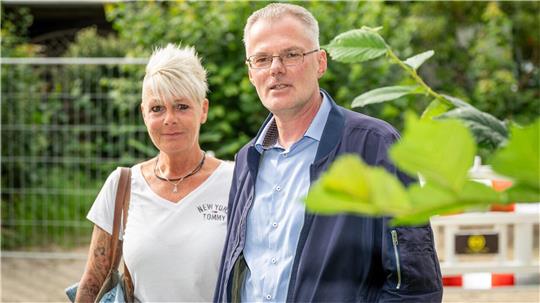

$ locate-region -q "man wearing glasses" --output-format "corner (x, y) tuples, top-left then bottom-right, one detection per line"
(215, 3), (442, 302)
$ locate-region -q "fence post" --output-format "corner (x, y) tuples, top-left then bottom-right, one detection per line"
(514, 223), (533, 265)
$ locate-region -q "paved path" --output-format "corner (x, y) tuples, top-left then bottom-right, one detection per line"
(1, 250), (539, 302)
(2, 256), (86, 302)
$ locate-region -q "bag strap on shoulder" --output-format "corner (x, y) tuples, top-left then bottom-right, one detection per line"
(110, 167), (131, 268)
(119, 167), (134, 302)
(109, 167), (134, 302)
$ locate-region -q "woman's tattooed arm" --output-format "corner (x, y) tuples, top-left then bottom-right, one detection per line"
(75, 225), (121, 302)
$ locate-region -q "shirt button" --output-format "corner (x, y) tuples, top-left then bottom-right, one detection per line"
(272, 222), (278, 228)
(266, 294), (272, 300)
(271, 258), (277, 264)
(275, 186), (281, 192)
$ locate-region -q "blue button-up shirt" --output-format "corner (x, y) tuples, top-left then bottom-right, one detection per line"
(241, 94), (331, 302)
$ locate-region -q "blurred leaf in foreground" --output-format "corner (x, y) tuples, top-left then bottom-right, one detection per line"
(490, 118), (539, 189)
(305, 155), (410, 216)
(390, 114), (476, 192)
(305, 117), (539, 226)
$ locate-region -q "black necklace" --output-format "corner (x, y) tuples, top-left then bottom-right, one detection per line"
(153, 151), (206, 193)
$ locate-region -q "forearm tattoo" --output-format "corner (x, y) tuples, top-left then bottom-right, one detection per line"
(76, 226), (115, 302)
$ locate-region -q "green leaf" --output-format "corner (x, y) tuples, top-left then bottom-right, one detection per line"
(458, 180), (502, 204)
(407, 183), (456, 209)
(421, 99), (451, 120)
(305, 118), (538, 226)
(305, 155), (410, 216)
(324, 29), (388, 63)
(490, 119), (540, 189)
(305, 181), (380, 215)
(320, 154), (370, 200)
(440, 94), (473, 108)
(351, 85), (422, 108)
(360, 25), (383, 32)
(391, 204), (469, 226)
(392, 181), (499, 226)
(506, 184), (540, 202)
(368, 167), (412, 214)
(404, 50), (434, 70)
(305, 154), (370, 215)
(390, 115), (476, 192)
(440, 107), (508, 149)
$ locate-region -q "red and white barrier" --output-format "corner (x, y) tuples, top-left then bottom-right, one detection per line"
(432, 209), (539, 288)
(431, 158), (540, 289)
(443, 273), (515, 288)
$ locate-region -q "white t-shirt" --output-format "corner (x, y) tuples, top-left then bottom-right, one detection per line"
(87, 161), (234, 302)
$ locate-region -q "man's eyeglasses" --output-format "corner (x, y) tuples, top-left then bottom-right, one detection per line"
(246, 49), (319, 69)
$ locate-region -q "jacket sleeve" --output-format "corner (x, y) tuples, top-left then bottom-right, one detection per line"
(364, 129), (443, 302)
(213, 155), (240, 303)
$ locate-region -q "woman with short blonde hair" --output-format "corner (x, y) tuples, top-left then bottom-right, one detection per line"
(76, 44), (233, 302)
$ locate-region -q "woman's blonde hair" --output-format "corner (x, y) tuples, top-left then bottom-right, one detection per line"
(142, 44), (208, 105)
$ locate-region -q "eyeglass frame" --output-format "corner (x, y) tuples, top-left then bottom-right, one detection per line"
(245, 49), (320, 69)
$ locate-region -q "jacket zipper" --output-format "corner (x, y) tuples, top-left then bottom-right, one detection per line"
(391, 229), (401, 289)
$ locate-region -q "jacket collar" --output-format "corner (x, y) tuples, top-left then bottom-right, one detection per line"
(314, 89), (345, 163)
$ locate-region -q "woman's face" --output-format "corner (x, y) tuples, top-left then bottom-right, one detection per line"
(141, 89), (208, 155)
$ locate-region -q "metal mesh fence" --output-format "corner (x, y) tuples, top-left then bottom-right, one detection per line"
(1, 57), (152, 253)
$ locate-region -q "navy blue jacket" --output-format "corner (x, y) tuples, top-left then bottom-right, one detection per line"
(214, 91), (443, 302)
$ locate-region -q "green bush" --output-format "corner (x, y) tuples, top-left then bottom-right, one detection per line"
(1, 167), (101, 248)
(100, 1), (538, 158)
(2, 1), (538, 248)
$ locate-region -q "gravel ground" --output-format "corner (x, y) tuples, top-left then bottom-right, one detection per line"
(1, 251), (539, 303)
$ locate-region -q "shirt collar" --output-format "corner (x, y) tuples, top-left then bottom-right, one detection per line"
(255, 91), (331, 153)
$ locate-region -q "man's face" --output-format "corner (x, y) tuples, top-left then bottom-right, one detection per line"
(245, 16), (327, 118)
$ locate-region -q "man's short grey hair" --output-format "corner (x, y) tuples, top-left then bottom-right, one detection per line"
(142, 44), (208, 105)
(243, 3), (320, 50)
